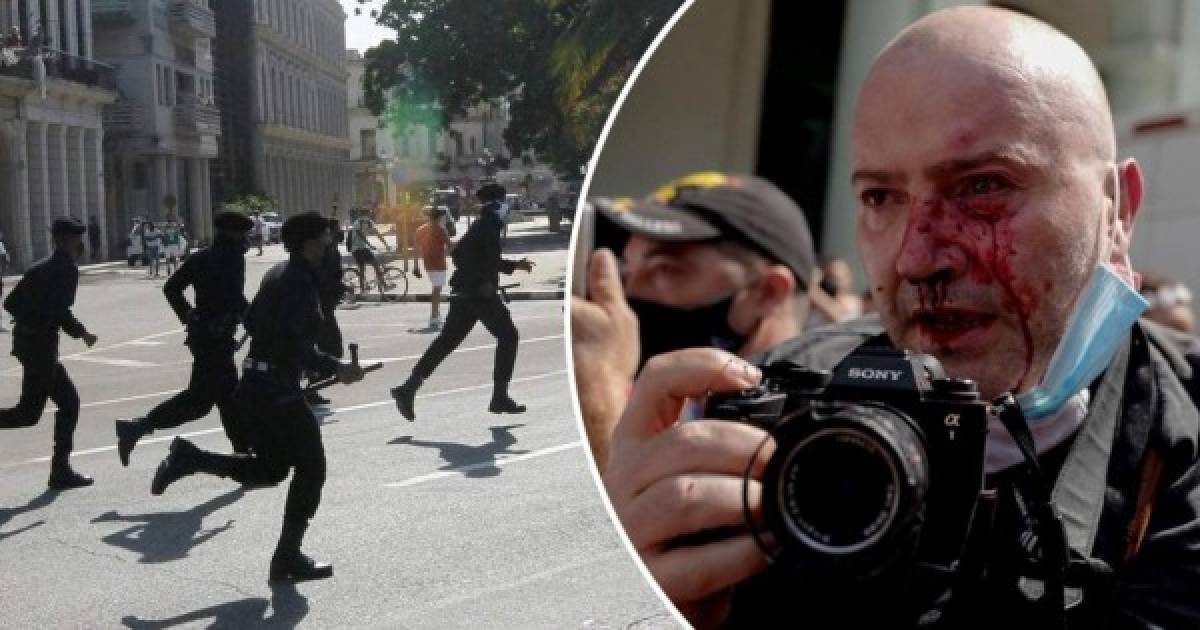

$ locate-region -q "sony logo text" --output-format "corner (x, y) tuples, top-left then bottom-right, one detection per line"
(846, 368), (904, 382)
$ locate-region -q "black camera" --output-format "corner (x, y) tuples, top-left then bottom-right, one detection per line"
(706, 346), (991, 582)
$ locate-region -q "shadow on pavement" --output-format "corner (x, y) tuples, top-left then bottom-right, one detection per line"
(390, 424), (529, 478)
(121, 581), (309, 629)
(0, 488), (58, 542)
(91, 487), (246, 563)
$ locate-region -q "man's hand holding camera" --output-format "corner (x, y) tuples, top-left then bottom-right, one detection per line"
(604, 347), (772, 628)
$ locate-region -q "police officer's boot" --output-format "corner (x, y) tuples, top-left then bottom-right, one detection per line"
(269, 518), (333, 582)
(47, 450), (93, 490)
(150, 437), (204, 495)
(390, 376), (421, 422)
(489, 383), (526, 414)
(115, 417), (152, 467)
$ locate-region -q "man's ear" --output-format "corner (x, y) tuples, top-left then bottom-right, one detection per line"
(1106, 159), (1144, 287)
(753, 265), (797, 312)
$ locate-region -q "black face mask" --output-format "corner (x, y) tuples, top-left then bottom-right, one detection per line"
(628, 295), (749, 371)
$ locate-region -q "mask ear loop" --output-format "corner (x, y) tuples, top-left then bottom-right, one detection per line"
(741, 427), (782, 563)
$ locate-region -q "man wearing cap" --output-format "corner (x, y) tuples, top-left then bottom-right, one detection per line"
(571, 171), (818, 470)
(149, 212), (364, 582)
(0, 217), (99, 489)
(391, 182), (535, 421)
(115, 211), (255, 465)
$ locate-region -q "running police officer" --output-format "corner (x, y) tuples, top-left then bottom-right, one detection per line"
(0, 217), (99, 489)
(115, 211), (255, 465)
(391, 182), (534, 421)
(150, 212), (363, 582)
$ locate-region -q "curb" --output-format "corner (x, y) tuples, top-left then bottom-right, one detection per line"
(345, 290), (564, 304)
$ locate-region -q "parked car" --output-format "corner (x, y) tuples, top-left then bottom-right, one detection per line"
(259, 211), (283, 243)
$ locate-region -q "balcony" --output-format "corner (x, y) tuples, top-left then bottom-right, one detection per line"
(45, 49), (117, 90)
(174, 97), (221, 137)
(93, 0), (136, 22)
(103, 102), (148, 135)
(169, 0), (216, 40)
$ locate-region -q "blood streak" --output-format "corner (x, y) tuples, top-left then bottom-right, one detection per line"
(957, 198), (1036, 390)
(901, 195), (1037, 390)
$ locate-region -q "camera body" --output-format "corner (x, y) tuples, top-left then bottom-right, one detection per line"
(706, 345), (990, 581)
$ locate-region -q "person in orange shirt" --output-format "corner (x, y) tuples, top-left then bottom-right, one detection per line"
(415, 206), (455, 330)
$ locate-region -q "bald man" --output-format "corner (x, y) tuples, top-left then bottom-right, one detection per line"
(601, 7), (1200, 628)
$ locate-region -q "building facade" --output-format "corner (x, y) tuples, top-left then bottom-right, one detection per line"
(346, 49), (559, 212)
(94, 0), (220, 246)
(0, 0), (116, 270)
(211, 0), (350, 219)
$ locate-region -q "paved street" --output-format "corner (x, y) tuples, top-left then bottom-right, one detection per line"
(0, 218), (676, 629)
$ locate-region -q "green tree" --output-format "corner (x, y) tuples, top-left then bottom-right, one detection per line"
(359, 0), (682, 176)
(226, 193), (276, 215)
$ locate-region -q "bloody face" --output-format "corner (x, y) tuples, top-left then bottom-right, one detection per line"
(851, 58), (1112, 399)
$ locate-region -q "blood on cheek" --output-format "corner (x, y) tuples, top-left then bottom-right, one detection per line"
(901, 196), (1039, 390)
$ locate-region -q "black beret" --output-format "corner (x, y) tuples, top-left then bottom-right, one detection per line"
(476, 182), (506, 202)
(51, 217), (87, 236)
(214, 211), (254, 232)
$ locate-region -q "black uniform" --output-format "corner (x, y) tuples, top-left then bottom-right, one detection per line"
(151, 254), (341, 581)
(0, 248), (91, 484)
(391, 203), (523, 420)
(117, 236), (250, 464)
(315, 241), (345, 360)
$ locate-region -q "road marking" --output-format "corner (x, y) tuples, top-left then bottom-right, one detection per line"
(0, 328), (185, 377)
(407, 548), (625, 616)
(339, 314), (562, 329)
(384, 441), (581, 488)
(2, 370), (567, 468)
(67, 356), (159, 368)
(369, 334), (562, 364)
(126, 340), (167, 346)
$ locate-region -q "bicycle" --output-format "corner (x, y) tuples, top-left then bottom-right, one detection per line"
(341, 256), (410, 303)
(341, 264), (409, 303)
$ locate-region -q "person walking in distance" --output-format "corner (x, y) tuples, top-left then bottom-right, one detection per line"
(0, 217), (99, 489)
(150, 212), (364, 582)
(391, 182), (534, 420)
(115, 212), (255, 465)
(415, 206), (455, 330)
(142, 220), (162, 278)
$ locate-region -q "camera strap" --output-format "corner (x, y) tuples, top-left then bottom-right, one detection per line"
(994, 335), (1133, 625)
(994, 396), (1071, 625)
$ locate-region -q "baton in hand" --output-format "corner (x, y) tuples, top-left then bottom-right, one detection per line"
(305, 343), (383, 392)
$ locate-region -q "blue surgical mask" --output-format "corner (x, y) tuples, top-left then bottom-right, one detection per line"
(1016, 262), (1148, 422)
(493, 203), (511, 222)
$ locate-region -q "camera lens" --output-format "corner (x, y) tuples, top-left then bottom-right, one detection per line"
(766, 403), (929, 574)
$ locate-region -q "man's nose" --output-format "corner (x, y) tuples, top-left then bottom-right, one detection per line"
(894, 199), (966, 284)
